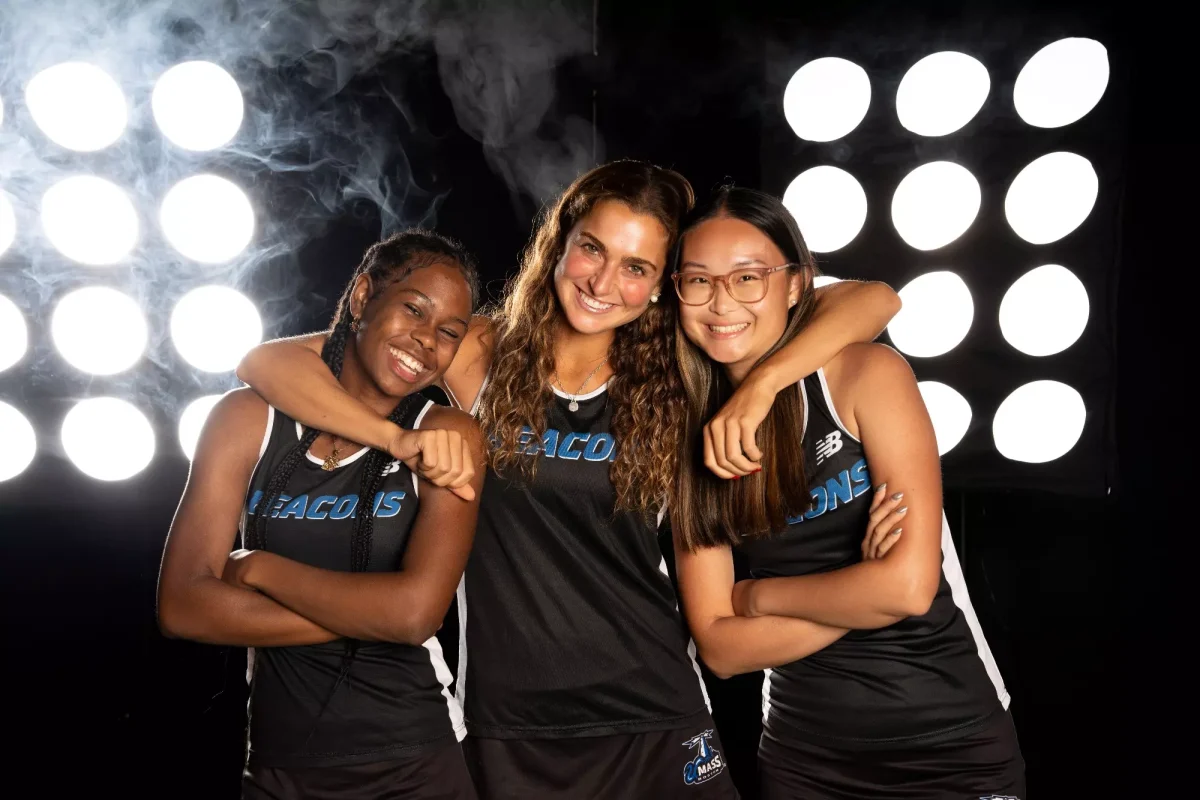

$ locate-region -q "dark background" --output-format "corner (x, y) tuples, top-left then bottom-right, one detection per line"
(0, 0), (1172, 796)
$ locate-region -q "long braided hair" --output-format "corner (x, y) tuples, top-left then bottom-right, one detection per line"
(244, 229), (479, 731)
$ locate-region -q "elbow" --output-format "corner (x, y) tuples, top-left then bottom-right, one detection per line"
(234, 351), (261, 387)
(873, 281), (903, 317)
(894, 576), (937, 618)
(695, 640), (739, 681)
(156, 595), (195, 640)
(383, 606), (442, 646)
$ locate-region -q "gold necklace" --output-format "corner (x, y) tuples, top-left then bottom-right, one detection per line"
(321, 436), (346, 471)
(552, 357), (609, 412)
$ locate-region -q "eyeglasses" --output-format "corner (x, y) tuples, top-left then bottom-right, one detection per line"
(671, 264), (795, 306)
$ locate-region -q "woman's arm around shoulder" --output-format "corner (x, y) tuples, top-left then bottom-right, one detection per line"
(157, 387), (339, 647)
(440, 315), (494, 412)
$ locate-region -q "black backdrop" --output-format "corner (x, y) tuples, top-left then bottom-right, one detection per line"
(0, 0), (1171, 796)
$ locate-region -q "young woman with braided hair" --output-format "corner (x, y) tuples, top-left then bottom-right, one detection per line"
(235, 160), (901, 799)
(158, 230), (486, 800)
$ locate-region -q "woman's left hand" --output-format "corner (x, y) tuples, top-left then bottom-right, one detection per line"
(222, 549), (261, 590)
(704, 374), (776, 479)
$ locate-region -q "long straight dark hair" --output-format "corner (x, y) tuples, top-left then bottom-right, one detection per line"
(671, 186), (821, 551)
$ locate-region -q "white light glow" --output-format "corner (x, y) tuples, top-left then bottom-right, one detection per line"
(896, 51), (990, 137)
(0, 95), (5, 128)
(0, 191), (15, 259)
(1015, 38), (1109, 129)
(179, 394), (222, 460)
(62, 397), (155, 481)
(888, 271), (974, 357)
(813, 275), (843, 288)
(1005, 152), (1098, 245)
(25, 62), (128, 151)
(0, 294), (28, 373)
(993, 381), (1085, 463)
(52, 286), (147, 375)
(0, 401), (37, 482)
(41, 176), (139, 266)
(891, 162), (980, 251)
(171, 286), (262, 372)
(783, 57), (871, 142)
(153, 61), (244, 151)
(160, 175), (255, 263)
(1000, 265), (1090, 357)
(783, 167), (867, 253)
(917, 381), (972, 455)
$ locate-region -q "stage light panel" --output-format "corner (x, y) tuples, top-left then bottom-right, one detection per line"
(1005, 152), (1098, 245)
(62, 397), (155, 481)
(0, 191), (15, 259)
(25, 62), (128, 151)
(41, 176), (139, 266)
(888, 271), (974, 357)
(160, 175), (255, 263)
(999, 264), (1089, 356)
(171, 286), (262, 372)
(917, 381), (972, 455)
(891, 161), (980, 251)
(153, 61), (244, 152)
(783, 167), (867, 253)
(1015, 38), (1109, 129)
(0, 294), (27, 373)
(178, 395), (223, 459)
(993, 381), (1085, 463)
(783, 57), (871, 142)
(896, 51), (990, 137)
(51, 286), (147, 375)
(0, 401), (37, 482)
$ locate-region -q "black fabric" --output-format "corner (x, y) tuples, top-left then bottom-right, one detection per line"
(242, 739), (478, 800)
(737, 371), (1006, 749)
(459, 385), (710, 739)
(462, 723), (741, 800)
(758, 709), (1026, 800)
(242, 397), (460, 767)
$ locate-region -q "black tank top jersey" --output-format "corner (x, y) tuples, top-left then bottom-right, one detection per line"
(737, 370), (1011, 749)
(240, 397), (463, 768)
(457, 383), (711, 739)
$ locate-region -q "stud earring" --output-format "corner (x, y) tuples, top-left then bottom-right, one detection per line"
(650, 294), (660, 303)
(350, 316), (361, 332)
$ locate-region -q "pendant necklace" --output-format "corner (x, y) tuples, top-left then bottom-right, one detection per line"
(553, 357), (609, 412)
(321, 436), (346, 471)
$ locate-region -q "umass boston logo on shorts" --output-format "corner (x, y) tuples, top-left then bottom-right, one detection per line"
(681, 730), (725, 785)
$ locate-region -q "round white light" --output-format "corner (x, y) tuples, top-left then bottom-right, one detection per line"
(896, 51), (990, 137)
(41, 176), (139, 266)
(1000, 265), (1090, 357)
(0, 191), (15, 259)
(917, 381), (972, 456)
(51, 286), (147, 375)
(891, 162), (980, 251)
(782, 167), (867, 253)
(813, 275), (843, 288)
(179, 394), (223, 460)
(1005, 152), (1098, 245)
(888, 271), (974, 357)
(62, 397), (155, 481)
(153, 61), (244, 151)
(1015, 38), (1109, 129)
(160, 175), (255, 263)
(783, 57), (871, 142)
(0, 401), (37, 482)
(993, 381), (1085, 463)
(0, 294), (28, 373)
(171, 286), (263, 372)
(25, 62), (128, 151)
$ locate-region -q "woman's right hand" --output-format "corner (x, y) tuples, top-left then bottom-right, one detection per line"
(861, 482), (908, 560)
(388, 427), (478, 502)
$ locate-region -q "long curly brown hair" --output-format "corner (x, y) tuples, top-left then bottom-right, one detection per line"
(477, 160), (695, 514)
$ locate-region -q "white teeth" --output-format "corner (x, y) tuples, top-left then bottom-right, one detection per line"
(389, 346), (426, 373)
(578, 287), (615, 311)
(709, 323), (749, 334)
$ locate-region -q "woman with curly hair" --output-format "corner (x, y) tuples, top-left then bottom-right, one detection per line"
(236, 160), (900, 798)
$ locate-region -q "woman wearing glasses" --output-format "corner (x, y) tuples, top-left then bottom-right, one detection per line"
(670, 186), (1025, 799)
(235, 162), (900, 798)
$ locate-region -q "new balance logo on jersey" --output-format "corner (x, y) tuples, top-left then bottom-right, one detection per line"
(381, 460), (401, 476)
(815, 430), (843, 464)
(979, 796), (1020, 800)
(681, 730), (725, 785)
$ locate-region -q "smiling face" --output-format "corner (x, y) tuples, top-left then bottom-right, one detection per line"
(676, 215), (802, 380)
(348, 261), (472, 398)
(552, 199), (669, 336)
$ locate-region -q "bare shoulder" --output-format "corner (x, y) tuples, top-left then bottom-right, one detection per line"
(829, 342), (915, 389)
(419, 403), (483, 439)
(211, 386), (270, 429)
(192, 388), (271, 468)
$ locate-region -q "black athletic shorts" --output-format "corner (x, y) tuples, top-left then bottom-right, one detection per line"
(758, 709), (1026, 800)
(463, 723), (741, 800)
(242, 739), (478, 800)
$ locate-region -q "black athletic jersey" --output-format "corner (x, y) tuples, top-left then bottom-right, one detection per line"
(457, 382), (711, 739)
(240, 396), (463, 768)
(737, 369), (1010, 749)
